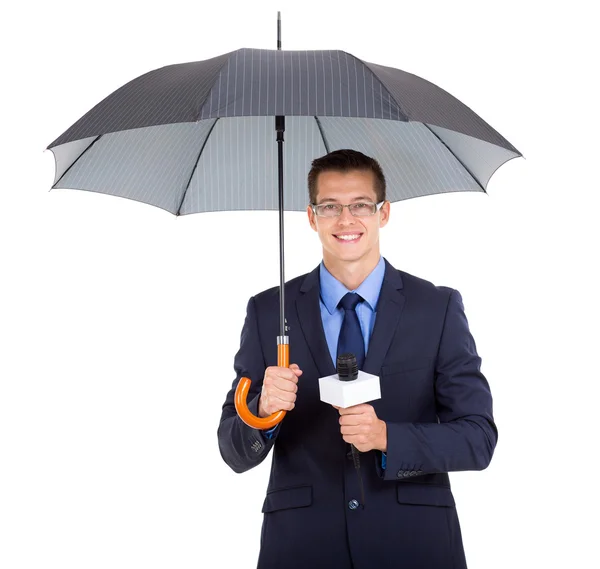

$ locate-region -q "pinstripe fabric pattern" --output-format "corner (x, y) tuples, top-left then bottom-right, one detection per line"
(362, 60), (520, 153)
(51, 136), (98, 184)
(52, 117), (512, 215)
(49, 52), (233, 148)
(319, 118), (478, 200)
(48, 48), (519, 153)
(55, 122), (216, 213)
(196, 49), (403, 121)
(48, 47), (522, 215)
(427, 124), (518, 189)
(180, 116), (326, 214)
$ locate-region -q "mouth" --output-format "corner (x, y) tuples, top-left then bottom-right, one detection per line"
(333, 232), (363, 243)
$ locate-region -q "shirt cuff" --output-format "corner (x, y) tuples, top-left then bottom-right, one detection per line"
(263, 426), (278, 439)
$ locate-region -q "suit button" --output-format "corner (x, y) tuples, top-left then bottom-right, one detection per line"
(348, 499), (360, 510)
(409, 470), (416, 476)
(396, 470), (405, 478)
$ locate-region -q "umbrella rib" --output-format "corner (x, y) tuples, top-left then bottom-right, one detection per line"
(52, 135), (102, 188)
(313, 116), (331, 153)
(422, 124), (487, 193)
(176, 118), (220, 216)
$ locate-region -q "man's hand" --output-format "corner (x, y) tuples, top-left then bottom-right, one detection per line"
(335, 404), (387, 453)
(258, 364), (302, 417)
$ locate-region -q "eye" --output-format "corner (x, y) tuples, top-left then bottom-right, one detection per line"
(352, 203), (368, 209)
(322, 204), (337, 210)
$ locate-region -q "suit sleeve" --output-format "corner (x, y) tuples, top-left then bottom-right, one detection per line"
(378, 288), (498, 481)
(217, 296), (279, 473)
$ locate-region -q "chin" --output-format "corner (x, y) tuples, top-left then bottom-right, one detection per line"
(330, 248), (368, 263)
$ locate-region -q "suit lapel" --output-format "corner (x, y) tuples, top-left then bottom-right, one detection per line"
(363, 260), (405, 375)
(296, 266), (337, 378)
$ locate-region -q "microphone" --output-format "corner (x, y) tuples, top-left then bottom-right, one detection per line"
(318, 353), (381, 509)
(318, 354), (381, 408)
(336, 352), (359, 382)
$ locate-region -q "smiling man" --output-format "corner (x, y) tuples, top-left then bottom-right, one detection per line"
(217, 149), (497, 569)
(307, 165), (388, 290)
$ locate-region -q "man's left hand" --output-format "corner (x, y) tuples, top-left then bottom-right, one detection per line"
(334, 404), (387, 453)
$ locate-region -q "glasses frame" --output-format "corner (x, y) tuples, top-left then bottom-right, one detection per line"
(310, 200), (385, 218)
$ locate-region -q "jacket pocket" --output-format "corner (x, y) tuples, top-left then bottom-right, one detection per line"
(397, 483), (455, 507)
(261, 485), (313, 513)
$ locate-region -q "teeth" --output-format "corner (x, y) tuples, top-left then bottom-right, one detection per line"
(336, 234), (360, 241)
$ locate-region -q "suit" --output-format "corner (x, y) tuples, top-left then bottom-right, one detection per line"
(217, 258), (497, 569)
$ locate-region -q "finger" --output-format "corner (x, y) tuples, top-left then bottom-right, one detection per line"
(340, 425), (365, 436)
(335, 405), (358, 413)
(339, 415), (364, 427)
(271, 377), (299, 393)
(267, 367), (299, 383)
(279, 367), (301, 382)
(337, 404), (370, 415)
(269, 395), (296, 411)
(289, 364), (303, 376)
(264, 382), (297, 399)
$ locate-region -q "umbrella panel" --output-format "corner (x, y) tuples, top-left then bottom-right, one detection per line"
(51, 116), (518, 216)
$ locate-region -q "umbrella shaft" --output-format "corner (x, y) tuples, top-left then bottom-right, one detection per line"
(276, 116), (286, 338)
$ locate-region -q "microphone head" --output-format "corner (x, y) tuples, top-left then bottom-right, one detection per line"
(337, 353), (358, 382)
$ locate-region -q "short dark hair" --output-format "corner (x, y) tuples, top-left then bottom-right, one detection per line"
(307, 149), (386, 204)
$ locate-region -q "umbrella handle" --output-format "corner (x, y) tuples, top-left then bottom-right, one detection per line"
(234, 342), (289, 429)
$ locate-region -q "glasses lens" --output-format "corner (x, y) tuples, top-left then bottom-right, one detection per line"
(350, 203), (376, 216)
(316, 204), (342, 216)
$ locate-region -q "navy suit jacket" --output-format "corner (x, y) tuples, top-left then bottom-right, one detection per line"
(217, 259), (497, 569)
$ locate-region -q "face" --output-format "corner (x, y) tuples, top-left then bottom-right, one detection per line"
(307, 169), (390, 268)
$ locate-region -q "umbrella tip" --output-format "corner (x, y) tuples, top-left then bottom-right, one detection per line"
(277, 11), (282, 50)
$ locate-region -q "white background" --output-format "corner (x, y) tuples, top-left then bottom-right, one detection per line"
(1, 1), (598, 567)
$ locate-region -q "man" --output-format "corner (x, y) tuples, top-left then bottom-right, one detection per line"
(217, 149), (497, 569)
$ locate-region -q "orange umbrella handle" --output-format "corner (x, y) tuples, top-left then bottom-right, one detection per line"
(234, 341), (289, 429)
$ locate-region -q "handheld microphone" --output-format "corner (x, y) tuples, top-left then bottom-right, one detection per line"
(318, 353), (381, 509)
(318, 355), (380, 408)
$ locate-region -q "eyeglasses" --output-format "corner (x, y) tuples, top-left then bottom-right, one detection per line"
(310, 201), (385, 218)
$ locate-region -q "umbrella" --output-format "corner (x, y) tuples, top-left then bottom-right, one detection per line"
(46, 13), (521, 429)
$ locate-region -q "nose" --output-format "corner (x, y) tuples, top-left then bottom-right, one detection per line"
(338, 206), (356, 224)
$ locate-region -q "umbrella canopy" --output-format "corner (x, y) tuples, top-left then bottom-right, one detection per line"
(48, 48), (521, 216)
(47, 45), (521, 429)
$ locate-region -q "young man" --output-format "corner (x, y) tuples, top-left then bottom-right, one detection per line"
(217, 149), (497, 569)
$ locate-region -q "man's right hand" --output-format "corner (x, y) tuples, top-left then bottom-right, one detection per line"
(258, 364), (302, 417)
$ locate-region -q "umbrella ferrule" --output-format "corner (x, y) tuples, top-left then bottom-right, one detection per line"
(277, 336), (289, 345)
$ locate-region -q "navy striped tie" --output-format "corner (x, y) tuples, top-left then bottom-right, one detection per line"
(337, 292), (365, 369)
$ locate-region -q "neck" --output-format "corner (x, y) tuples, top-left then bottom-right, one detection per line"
(322, 252), (381, 291)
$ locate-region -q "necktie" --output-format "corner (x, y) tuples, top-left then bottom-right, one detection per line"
(337, 292), (365, 369)
(337, 292), (367, 508)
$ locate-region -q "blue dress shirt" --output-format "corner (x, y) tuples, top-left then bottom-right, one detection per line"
(319, 256), (385, 368)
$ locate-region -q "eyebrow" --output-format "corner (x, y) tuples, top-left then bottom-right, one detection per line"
(318, 196), (374, 204)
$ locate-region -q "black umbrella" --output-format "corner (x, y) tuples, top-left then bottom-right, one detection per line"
(47, 13), (521, 429)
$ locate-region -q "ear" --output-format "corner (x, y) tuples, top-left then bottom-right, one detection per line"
(307, 205), (318, 232)
(379, 201), (391, 228)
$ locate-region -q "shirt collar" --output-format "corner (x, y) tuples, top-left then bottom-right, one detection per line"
(319, 256), (386, 315)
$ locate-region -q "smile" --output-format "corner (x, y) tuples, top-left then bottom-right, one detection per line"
(334, 233), (362, 242)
